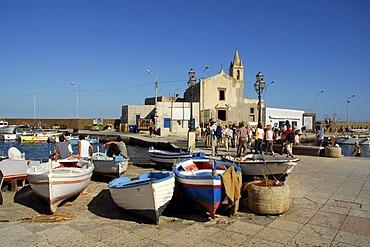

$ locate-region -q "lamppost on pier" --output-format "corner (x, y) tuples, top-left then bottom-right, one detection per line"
(264, 80), (275, 108)
(201, 65), (210, 128)
(187, 68), (196, 151)
(347, 94), (355, 125)
(146, 69), (159, 131)
(315, 90), (324, 121)
(254, 72), (266, 124)
(27, 86), (36, 119)
(70, 82), (79, 119)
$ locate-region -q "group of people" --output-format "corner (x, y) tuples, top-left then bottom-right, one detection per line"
(201, 119), (302, 158)
(53, 134), (129, 160)
(53, 134), (94, 160)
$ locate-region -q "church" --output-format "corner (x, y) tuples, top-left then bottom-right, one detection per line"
(121, 51), (268, 136)
(184, 50), (258, 128)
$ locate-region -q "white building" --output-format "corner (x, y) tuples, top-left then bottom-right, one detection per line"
(121, 51), (310, 136)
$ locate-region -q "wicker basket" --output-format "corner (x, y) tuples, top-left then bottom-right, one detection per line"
(247, 182), (290, 215)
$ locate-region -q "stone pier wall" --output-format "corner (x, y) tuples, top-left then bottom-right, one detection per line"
(4, 118), (119, 130)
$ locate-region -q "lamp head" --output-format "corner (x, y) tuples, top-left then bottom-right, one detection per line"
(188, 68), (196, 88)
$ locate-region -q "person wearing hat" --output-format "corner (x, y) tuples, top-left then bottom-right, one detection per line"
(351, 141), (363, 157)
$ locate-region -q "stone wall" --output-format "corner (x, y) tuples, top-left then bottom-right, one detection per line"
(4, 118), (119, 130)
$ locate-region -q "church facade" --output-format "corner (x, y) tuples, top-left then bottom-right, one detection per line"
(184, 50), (259, 128)
(122, 50), (262, 136)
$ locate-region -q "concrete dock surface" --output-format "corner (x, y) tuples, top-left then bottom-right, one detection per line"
(1, 134), (370, 246)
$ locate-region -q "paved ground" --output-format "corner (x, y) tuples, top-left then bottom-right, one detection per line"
(0, 134), (369, 246)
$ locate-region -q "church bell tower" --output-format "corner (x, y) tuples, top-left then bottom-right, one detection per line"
(229, 50), (244, 82)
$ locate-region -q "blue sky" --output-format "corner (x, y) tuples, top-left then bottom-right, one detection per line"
(1, 0), (370, 122)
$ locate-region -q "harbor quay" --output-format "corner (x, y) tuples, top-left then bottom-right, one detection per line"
(0, 135), (370, 246)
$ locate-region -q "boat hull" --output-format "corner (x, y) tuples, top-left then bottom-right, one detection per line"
(92, 153), (128, 177)
(221, 154), (298, 176)
(109, 171), (175, 224)
(0, 159), (40, 182)
(27, 159), (94, 213)
(173, 158), (228, 219)
(148, 148), (192, 166)
(93, 159), (128, 177)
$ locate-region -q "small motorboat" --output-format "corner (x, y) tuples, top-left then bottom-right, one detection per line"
(173, 157), (241, 219)
(27, 158), (94, 213)
(109, 171), (175, 224)
(92, 152), (128, 178)
(221, 154), (299, 177)
(148, 147), (193, 167)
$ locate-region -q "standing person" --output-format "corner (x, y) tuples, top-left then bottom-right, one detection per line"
(78, 134), (94, 195)
(78, 134), (94, 160)
(265, 125), (275, 155)
(294, 128), (301, 145)
(205, 125), (211, 148)
(195, 126), (201, 142)
(149, 125), (153, 138)
(316, 126), (325, 146)
(351, 141), (363, 157)
(210, 120), (218, 156)
(53, 135), (74, 160)
(254, 122), (265, 155)
(224, 125), (233, 152)
(282, 124), (294, 158)
(247, 125), (253, 153)
(236, 122), (248, 157)
(102, 136), (129, 159)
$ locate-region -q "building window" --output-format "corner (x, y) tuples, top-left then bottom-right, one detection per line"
(219, 89), (225, 101)
(218, 110), (226, 121)
(250, 107), (255, 114)
(237, 70), (240, 80)
(249, 115), (255, 122)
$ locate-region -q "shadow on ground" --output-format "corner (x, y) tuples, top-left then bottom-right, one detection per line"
(14, 185), (80, 215)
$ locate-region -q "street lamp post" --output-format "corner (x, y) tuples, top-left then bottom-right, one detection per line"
(146, 69), (159, 129)
(70, 82), (79, 118)
(254, 72), (266, 124)
(201, 65), (209, 128)
(315, 90), (324, 120)
(347, 94), (355, 125)
(27, 86), (36, 119)
(264, 80), (275, 108)
(187, 68), (196, 151)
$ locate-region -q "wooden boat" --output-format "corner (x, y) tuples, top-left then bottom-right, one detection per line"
(148, 147), (193, 167)
(27, 158), (94, 213)
(92, 152), (128, 177)
(221, 154), (299, 176)
(20, 131), (37, 142)
(173, 157), (240, 219)
(36, 131), (62, 143)
(0, 120), (9, 130)
(2, 132), (21, 141)
(0, 147), (40, 182)
(109, 171), (175, 224)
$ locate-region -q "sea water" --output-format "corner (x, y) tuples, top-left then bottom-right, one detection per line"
(0, 140), (150, 161)
(0, 140), (369, 159)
